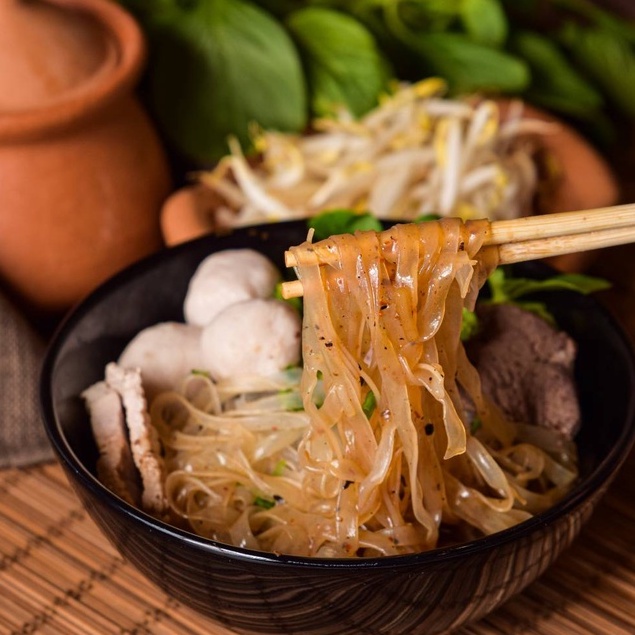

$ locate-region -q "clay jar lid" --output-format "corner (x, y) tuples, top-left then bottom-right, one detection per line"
(0, 0), (145, 142)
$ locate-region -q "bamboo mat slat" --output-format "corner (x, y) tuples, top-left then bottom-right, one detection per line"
(0, 455), (633, 635)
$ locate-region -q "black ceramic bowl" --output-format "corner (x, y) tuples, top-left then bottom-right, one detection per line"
(40, 221), (635, 635)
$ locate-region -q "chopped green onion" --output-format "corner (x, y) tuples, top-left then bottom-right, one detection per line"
(362, 390), (377, 419)
(254, 496), (276, 510)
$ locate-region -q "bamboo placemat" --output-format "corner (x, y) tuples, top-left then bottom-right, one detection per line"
(0, 457), (634, 635)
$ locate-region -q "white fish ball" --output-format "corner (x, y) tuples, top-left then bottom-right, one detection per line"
(118, 322), (203, 401)
(184, 249), (280, 327)
(201, 299), (301, 381)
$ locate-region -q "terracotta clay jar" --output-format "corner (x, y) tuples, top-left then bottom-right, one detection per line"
(0, 0), (172, 316)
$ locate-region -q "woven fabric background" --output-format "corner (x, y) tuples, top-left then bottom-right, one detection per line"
(0, 291), (52, 468)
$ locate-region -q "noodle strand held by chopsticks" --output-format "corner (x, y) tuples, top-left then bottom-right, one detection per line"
(154, 218), (578, 557)
(290, 219), (498, 550)
(287, 218), (572, 553)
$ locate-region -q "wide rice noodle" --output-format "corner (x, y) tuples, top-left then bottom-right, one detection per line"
(152, 219), (578, 557)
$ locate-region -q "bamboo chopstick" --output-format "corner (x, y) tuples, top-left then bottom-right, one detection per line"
(497, 224), (635, 264)
(485, 203), (635, 246)
(281, 203), (635, 299)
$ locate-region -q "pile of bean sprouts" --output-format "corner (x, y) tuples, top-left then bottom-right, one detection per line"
(199, 79), (554, 229)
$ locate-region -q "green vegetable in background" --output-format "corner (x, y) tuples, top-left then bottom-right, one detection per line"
(509, 30), (603, 119)
(460, 0), (508, 47)
(503, 0), (635, 121)
(406, 31), (529, 94)
(560, 21), (635, 117)
(285, 7), (391, 118)
(378, 2), (529, 94)
(119, 0), (635, 167)
(341, 0), (635, 122)
(123, 0), (307, 164)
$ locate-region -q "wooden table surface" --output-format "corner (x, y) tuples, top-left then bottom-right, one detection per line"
(0, 433), (634, 634)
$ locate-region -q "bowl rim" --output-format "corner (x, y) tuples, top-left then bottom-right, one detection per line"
(39, 221), (635, 570)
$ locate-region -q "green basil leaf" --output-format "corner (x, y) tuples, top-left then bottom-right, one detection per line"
(560, 22), (635, 117)
(509, 30), (603, 118)
(144, 0), (307, 163)
(308, 209), (383, 240)
(502, 273), (611, 299)
(460, 0), (508, 47)
(285, 7), (391, 117)
(408, 32), (529, 94)
(487, 268), (610, 304)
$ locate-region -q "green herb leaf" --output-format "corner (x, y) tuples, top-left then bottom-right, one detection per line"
(408, 32), (529, 94)
(272, 460), (287, 476)
(488, 269), (611, 303)
(484, 268), (610, 323)
(285, 7), (391, 117)
(143, 0), (307, 163)
(509, 30), (603, 119)
(460, 307), (480, 341)
(308, 209), (383, 240)
(460, 0), (508, 47)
